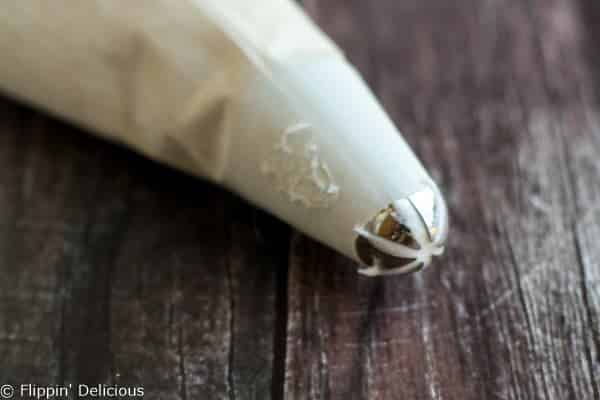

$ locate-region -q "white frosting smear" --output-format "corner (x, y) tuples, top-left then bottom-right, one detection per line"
(261, 123), (340, 208)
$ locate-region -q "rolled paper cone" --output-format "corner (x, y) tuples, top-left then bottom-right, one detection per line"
(0, 0), (448, 276)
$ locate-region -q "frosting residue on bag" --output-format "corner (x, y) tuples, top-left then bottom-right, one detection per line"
(261, 123), (339, 208)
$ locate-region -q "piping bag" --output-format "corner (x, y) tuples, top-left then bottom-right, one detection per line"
(0, 0), (448, 276)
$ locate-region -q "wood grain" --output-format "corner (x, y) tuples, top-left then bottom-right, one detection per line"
(0, 1), (599, 399)
(285, 0), (600, 399)
(0, 102), (291, 399)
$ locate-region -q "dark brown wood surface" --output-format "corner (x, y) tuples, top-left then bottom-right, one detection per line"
(1, 0), (599, 399)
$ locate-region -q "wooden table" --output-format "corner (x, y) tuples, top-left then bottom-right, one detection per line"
(1, 0), (599, 399)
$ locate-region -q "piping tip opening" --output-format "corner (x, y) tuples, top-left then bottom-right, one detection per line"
(354, 181), (448, 277)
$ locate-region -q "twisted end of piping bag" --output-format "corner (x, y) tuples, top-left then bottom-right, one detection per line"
(354, 181), (448, 276)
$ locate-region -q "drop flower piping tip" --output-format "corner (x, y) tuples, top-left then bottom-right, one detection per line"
(353, 182), (448, 277)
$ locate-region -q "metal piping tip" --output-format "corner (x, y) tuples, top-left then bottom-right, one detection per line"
(354, 181), (448, 276)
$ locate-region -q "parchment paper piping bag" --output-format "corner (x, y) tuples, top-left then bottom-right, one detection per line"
(0, 0), (448, 276)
